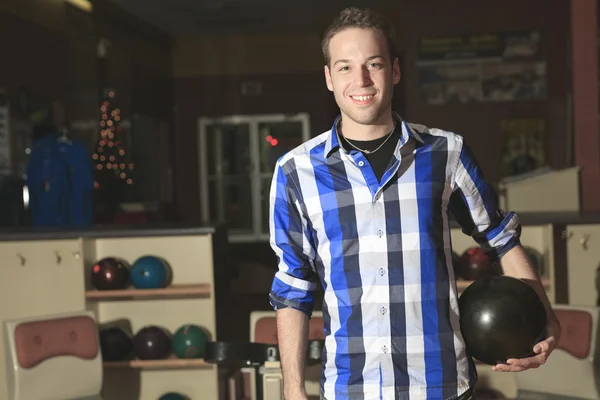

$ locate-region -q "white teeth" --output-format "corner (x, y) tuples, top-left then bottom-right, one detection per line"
(352, 95), (373, 101)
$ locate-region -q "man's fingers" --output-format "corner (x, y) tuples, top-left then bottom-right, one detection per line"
(493, 352), (548, 372)
(534, 336), (556, 354)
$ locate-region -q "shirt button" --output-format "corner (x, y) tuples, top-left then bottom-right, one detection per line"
(382, 345), (388, 353)
(380, 268), (385, 276)
(380, 307), (387, 315)
(358, 161), (365, 166)
(377, 229), (383, 237)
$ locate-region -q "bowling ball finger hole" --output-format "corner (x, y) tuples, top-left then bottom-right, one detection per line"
(184, 346), (199, 358)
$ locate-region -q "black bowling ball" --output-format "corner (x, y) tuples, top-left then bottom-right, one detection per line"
(458, 275), (547, 365)
(99, 326), (133, 361)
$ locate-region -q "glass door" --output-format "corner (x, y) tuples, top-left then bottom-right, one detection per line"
(198, 113), (310, 242)
(200, 121), (253, 236)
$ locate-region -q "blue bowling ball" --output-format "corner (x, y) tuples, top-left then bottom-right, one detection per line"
(159, 393), (188, 400)
(130, 256), (171, 289)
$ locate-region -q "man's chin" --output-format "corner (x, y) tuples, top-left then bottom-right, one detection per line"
(341, 111), (383, 126)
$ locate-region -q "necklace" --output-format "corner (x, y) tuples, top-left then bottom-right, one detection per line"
(340, 120), (397, 154)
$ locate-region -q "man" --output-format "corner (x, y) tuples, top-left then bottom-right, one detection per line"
(268, 7), (561, 400)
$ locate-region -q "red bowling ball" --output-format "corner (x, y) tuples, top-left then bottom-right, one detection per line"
(457, 247), (497, 281)
(91, 257), (130, 291)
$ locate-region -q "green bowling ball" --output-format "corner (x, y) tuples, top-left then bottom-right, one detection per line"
(159, 393), (189, 400)
(171, 324), (208, 359)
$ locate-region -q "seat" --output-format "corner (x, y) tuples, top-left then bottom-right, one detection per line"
(3, 310), (103, 400)
(250, 311), (324, 400)
(514, 304), (600, 399)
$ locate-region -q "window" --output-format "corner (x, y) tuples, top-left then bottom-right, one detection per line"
(198, 113), (311, 242)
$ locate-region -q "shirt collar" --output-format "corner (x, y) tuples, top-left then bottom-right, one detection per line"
(325, 112), (423, 158)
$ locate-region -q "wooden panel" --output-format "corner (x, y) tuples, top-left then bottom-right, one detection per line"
(0, 239), (85, 400)
(89, 234), (218, 400)
(551, 223), (569, 304)
(86, 283), (211, 301)
(174, 34), (323, 77)
(565, 224), (600, 306)
(92, 235), (214, 285)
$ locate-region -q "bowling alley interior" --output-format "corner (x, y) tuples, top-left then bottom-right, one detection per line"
(1, 0), (600, 399)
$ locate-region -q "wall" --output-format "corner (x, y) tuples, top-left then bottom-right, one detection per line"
(174, 34), (324, 77)
(173, 71), (337, 223)
(0, 0), (176, 212)
(0, 0), (66, 32)
(91, 0), (175, 205)
(0, 9), (68, 175)
(92, 0), (174, 122)
(173, 33), (331, 222)
(396, 0), (570, 186)
(0, 11), (67, 100)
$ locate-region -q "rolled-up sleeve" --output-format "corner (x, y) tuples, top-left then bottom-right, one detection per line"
(268, 160), (318, 318)
(449, 140), (521, 262)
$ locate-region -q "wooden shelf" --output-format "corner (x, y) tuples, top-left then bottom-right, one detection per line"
(456, 277), (551, 291)
(103, 357), (212, 370)
(85, 283), (211, 301)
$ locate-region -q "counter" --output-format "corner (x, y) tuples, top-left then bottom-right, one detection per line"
(0, 223), (217, 241)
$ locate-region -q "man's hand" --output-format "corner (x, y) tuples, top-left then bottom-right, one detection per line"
(492, 317), (561, 372)
(494, 245), (562, 372)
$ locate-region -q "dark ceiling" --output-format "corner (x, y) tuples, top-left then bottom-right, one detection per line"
(107, 0), (393, 35)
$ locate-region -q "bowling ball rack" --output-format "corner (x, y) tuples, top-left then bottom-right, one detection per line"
(86, 283), (211, 301)
(88, 284), (213, 370)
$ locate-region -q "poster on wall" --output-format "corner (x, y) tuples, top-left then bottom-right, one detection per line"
(500, 117), (546, 177)
(417, 31), (547, 105)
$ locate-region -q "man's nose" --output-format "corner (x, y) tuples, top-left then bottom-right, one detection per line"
(354, 67), (372, 87)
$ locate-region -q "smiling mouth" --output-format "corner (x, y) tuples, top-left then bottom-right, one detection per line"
(350, 94), (375, 104)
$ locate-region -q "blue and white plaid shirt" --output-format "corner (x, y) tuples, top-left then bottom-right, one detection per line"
(269, 114), (522, 400)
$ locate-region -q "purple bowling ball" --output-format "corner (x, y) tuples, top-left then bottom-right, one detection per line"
(132, 326), (172, 360)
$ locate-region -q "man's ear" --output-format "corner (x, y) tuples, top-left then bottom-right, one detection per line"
(324, 65), (333, 92)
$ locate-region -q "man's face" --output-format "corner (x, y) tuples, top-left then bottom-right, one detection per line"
(324, 27), (400, 126)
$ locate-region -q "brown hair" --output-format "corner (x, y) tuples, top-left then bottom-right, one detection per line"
(321, 7), (397, 66)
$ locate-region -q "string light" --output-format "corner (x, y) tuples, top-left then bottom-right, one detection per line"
(265, 134), (279, 147)
(92, 90), (134, 189)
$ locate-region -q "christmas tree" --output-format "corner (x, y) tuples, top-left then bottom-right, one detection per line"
(92, 89), (134, 221)
(92, 89), (134, 191)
